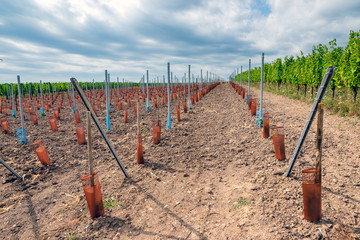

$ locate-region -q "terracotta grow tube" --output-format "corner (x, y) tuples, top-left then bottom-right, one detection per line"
(137, 134), (144, 164)
(76, 123), (87, 145)
(271, 126), (286, 160)
(1, 118), (9, 134)
(49, 115), (58, 132)
(81, 172), (105, 219)
(33, 140), (51, 165)
(30, 113), (38, 125)
(117, 101), (122, 110)
(183, 101), (188, 113)
(92, 105), (98, 116)
(74, 110), (81, 124)
(262, 112), (270, 138)
(124, 108), (128, 123)
(133, 105), (137, 116)
(176, 104), (181, 122)
(152, 120), (161, 144)
(54, 109), (60, 120)
(154, 98), (157, 108)
(302, 168), (321, 222)
(248, 98), (253, 110)
(251, 99), (257, 116)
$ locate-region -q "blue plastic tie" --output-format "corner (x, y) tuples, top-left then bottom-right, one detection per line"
(167, 114), (171, 129)
(16, 128), (28, 144)
(245, 96), (250, 105)
(106, 115), (111, 131)
(146, 100), (150, 111)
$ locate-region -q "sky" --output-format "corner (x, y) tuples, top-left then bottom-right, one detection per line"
(0, 0), (359, 83)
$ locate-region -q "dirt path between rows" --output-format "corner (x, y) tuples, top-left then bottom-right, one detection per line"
(1, 83), (359, 239)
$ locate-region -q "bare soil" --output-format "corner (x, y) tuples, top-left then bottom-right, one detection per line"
(0, 83), (359, 239)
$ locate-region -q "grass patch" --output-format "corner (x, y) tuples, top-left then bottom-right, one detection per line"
(67, 231), (82, 240)
(233, 197), (248, 210)
(104, 197), (125, 208)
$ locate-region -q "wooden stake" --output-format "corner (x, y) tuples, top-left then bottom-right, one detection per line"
(315, 103), (324, 183)
(87, 111), (94, 186)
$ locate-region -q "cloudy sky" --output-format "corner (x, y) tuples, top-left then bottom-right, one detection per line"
(0, 0), (359, 83)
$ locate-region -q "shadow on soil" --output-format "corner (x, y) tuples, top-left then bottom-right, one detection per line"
(93, 215), (191, 239)
(120, 178), (207, 239)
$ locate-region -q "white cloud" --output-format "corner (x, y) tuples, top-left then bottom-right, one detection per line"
(1, 0), (360, 82)
(246, 0), (360, 60)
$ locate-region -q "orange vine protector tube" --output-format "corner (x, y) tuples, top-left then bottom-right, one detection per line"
(81, 172), (105, 219)
(302, 168), (321, 222)
(33, 140), (51, 165)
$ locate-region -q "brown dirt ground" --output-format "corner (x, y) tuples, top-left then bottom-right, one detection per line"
(0, 82), (359, 240)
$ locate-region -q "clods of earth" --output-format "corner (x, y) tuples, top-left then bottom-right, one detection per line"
(1, 83), (359, 239)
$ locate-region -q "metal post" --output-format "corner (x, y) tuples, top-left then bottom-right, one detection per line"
(17, 76), (27, 143)
(167, 63), (171, 129)
(248, 59), (251, 95)
(72, 82), (76, 114)
(108, 73), (111, 113)
(142, 76), (145, 96)
(260, 53), (265, 123)
(40, 80), (45, 116)
(0, 158), (22, 180)
(11, 83), (15, 118)
(200, 69), (203, 91)
(146, 70), (149, 111)
(163, 75), (165, 99)
(285, 66), (336, 177)
(28, 83), (31, 107)
(105, 72), (108, 108)
(117, 77), (120, 97)
(93, 79), (95, 104)
(123, 78), (125, 96)
(188, 65), (192, 109)
(105, 70), (111, 131)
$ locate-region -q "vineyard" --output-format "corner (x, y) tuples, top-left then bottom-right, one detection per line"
(1, 36), (360, 239)
(231, 30), (360, 116)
